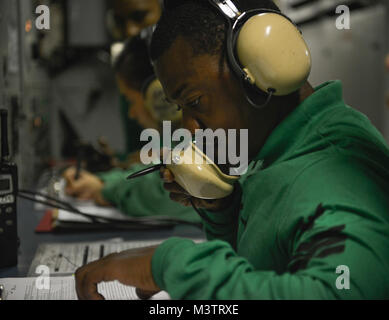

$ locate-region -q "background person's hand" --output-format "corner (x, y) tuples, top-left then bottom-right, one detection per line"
(75, 246), (161, 300)
(160, 167), (236, 212)
(63, 167), (111, 206)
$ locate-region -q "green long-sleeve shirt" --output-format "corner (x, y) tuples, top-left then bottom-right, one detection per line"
(98, 164), (201, 224)
(151, 81), (389, 299)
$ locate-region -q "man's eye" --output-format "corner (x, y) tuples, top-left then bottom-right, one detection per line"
(186, 98), (201, 108)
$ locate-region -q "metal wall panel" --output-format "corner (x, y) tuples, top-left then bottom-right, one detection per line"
(67, 0), (108, 47)
(0, 0), (52, 188)
(300, 4), (387, 134)
(0, 1), (5, 108)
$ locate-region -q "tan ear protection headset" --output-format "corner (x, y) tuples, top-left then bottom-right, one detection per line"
(141, 76), (183, 123)
(208, 0), (312, 108)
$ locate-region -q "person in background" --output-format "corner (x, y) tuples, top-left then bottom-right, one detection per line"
(113, 37), (159, 165)
(108, 0), (162, 40)
(106, 0), (163, 160)
(64, 38), (200, 225)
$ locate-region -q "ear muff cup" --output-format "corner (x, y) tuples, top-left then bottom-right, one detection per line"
(235, 12), (311, 96)
(224, 9), (311, 102)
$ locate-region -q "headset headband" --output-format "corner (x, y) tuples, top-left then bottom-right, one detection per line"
(209, 0), (241, 19)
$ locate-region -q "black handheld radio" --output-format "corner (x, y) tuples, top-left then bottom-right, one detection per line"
(0, 109), (18, 268)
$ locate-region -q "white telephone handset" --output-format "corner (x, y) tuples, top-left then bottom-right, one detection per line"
(127, 142), (239, 200)
(166, 142), (239, 200)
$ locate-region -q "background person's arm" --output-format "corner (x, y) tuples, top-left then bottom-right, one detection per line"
(99, 165), (201, 223)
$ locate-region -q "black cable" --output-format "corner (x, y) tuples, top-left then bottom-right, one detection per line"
(18, 192), (175, 229)
(19, 189), (78, 211)
(17, 190), (202, 229)
(17, 193), (101, 223)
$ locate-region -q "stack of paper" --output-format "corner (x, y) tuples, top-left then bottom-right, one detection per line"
(27, 238), (168, 276)
(0, 276), (170, 300)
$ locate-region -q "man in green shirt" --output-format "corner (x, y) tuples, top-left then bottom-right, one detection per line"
(75, 0), (389, 299)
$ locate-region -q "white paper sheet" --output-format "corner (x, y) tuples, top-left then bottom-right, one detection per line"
(28, 239), (168, 276)
(34, 179), (130, 223)
(0, 276), (170, 300)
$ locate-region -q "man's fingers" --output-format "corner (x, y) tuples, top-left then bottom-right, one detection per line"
(169, 192), (192, 206)
(74, 248), (160, 300)
(136, 288), (160, 300)
(82, 274), (105, 300)
(162, 176), (220, 209)
(75, 268), (87, 300)
(160, 167), (175, 183)
(75, 266), (106, 300)
(163, 182), (189, 195)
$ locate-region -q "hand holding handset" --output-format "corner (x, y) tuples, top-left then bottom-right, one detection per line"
(127, 142), (239, 200)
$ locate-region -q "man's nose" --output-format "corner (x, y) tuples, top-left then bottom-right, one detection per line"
(182, 112), (201, 135)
